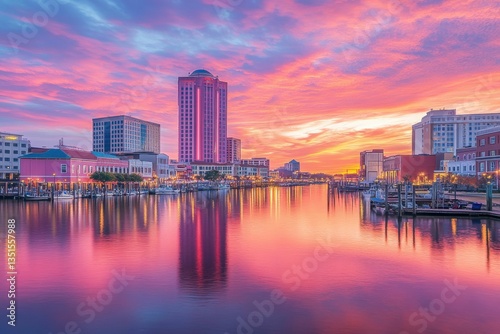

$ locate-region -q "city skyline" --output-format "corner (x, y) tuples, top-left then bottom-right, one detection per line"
(0, 1), (498, 173)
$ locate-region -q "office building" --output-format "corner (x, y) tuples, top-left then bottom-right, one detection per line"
(226, 137), (241, 163)
(0, 132), (30, 179)
(285, 159), (300, 172)
(412, 109), (500, 155)
(359, 149), (384, 183)
(92, 115), (160, 154)
(178, 69), (228, 163)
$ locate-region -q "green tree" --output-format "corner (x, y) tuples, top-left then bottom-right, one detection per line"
(90, 171), (116, 184)
(128, 173), (143, 182)
(204, 170), (221, 181)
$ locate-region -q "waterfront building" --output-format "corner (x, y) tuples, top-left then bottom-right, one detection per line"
(382, 154), (436, 184)
(118, 152), (174, 181)
(190, 162), (236, 177)
(20, 148), (128, 184)
(446, 147), (476, 175)
(240, 157), (270, 167)
(226, 137), (241, 163)
(189, 162), (269, 178)
(92, 115), (161, 154)
(359, 149), (384, 183)
(285, 159), (300, 172)
(0, 132), (30, 180)
(475, 126), (500, 176)
(269, 170), (280, 179)
(412, 109), (500, 155)
(238, 165), (269, 178)
(178, 69), (228, 163)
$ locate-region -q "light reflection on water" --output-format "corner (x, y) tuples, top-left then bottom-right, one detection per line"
(0, 185), (499, 334)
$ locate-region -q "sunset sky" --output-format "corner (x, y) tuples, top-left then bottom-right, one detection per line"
(0, 0), (498, 173)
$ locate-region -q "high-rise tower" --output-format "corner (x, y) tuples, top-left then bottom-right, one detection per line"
(178, 69), (228, 163)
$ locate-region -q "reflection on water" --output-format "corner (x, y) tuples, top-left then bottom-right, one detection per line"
(0, 186), (499, 334)
(179, 192), (227, 296)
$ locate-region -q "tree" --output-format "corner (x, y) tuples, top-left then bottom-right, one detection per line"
(204, 170), (221, 181)
(128, 173), (143, 183)
(90, 171), (116, 184)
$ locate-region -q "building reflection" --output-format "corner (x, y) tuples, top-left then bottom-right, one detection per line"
(178, 192), (228, 296)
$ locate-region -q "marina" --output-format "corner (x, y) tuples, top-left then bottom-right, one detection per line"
(1, 184), (498, 333)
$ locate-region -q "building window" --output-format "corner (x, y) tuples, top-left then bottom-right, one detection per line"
(491, 150), (496, 156)
(61, 164), (67, 173)
(490, 162), (496, 171)
(490, 136), (496, 144)
(480, 139), (486, 146)
(479, 162), (485, 172)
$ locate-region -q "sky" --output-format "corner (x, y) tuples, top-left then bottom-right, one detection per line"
(0, 0), (498, 173)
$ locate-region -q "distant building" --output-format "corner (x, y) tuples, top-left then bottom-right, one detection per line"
(226, 137), (241, 163)
(92, 115), (160, 154)
(284, 159), (300, 172)
(178, 69), (228, 163)
(475, 126), (500, 175)
(359, 149), (384, 183)
(20, 148), (128, 183)
(240, 157), (270, 167)
(383, 155), (436, 184)
(0, 132), (30, 179)
(447, 147), (476, 175)
(412, 109), (500, 155)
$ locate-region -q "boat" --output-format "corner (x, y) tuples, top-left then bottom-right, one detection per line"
(24, 193), (51, 201)
(218, 183), (231, 190)
(151, 186), (180, 195)
(54, 191), (74, 200)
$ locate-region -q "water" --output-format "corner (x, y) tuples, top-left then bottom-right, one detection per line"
(1, 185), (499, 334)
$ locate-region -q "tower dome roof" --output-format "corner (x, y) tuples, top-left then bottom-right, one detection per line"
(189, 69), (215, 77)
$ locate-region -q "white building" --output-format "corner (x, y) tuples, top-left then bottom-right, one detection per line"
(360, 149), (384, 183)
(240, 158), (270, 167)
(0, 132), (30, 179)
(127, 159), (153, 179)
(412, 109), (500, 155)
(92, 115), (160, 154)
(189, 162), (269, 178)
(446, 147), (476, 175)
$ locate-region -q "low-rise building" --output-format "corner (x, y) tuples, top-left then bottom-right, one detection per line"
(476, 126), (500, 175)
(240, 158), (270, 167)
(383, 154), (436, 184)
(447, 147), (476, 175)
(20, 148), (128, 184)
(359, 149), (384, 183)
(118, 152), (174, 180)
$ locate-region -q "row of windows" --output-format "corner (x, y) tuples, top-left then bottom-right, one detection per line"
(0, 150), (26, 155)
(0, 142), (27, 147)
(0, 166), (18, 170)
(478, 162), (499, 172)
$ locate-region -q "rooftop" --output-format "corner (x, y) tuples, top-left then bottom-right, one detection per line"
(189, 69), (215, 78)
